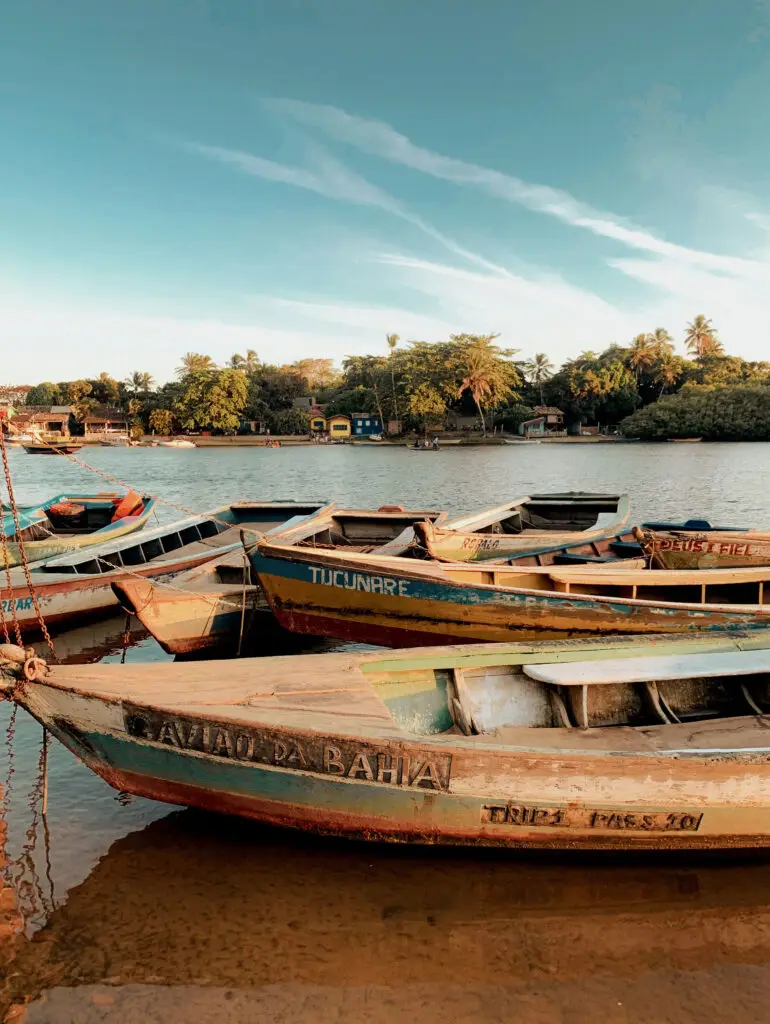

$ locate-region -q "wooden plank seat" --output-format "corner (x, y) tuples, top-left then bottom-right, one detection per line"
(640, 520), (745, 532)
(523, 648), (770, 687)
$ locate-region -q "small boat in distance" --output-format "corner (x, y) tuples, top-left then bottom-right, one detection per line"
(22, 439), (84, 454)
(1, 491), (154, 568)
(416, 493), (630, 562)
(159, 438), (196, 448)
(7, 629), (770, 849)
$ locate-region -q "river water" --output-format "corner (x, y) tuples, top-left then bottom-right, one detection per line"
(3, 441), (770, 1022)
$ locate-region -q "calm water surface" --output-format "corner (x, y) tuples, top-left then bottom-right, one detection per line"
(3, 442), (770, 1022)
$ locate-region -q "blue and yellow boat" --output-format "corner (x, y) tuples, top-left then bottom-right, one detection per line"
(1, 491), (155, 567)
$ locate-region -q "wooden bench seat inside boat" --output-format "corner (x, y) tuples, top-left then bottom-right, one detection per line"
(523, 649), (770, 687)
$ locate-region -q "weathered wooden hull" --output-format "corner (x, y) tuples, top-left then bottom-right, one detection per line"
(639, 527), (770, 570)
(249, 545), (770, 647)
(1, 548), (230, 636)
(419, 494), (631, 563)
(113, 577), (266, 655)
(12, 632), (770, 849)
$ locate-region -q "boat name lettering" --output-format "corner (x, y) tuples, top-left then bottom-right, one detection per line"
(657, 538), (753, 557)
(308, 566), (409, 596)
(481, 803), (703, 832)
(123, 705), (451, 791)
(461, 536), (500, 552)
(0, 597), (33, 614)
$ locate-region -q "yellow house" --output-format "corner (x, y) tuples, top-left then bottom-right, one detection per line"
(327, 414), (351, 438)
(309, 413), (327, 432)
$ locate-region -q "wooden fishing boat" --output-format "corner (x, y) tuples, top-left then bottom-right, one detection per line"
(1, 501), (329, 637)
(248, 537), (770, 647)
(7, 629), (770, 849)
(1, 491), (155, 567)
(635, 524), (770, 570)
(261, 504), (447, 554)
(113, 504), (444, 654)
(112, 507), (330, 654)
(21, 440), (84, 454)
(500, 518), (745, 568)
(416, 493), (630, 562)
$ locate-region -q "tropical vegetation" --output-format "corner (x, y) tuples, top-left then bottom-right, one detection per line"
(17, 315), (770, 440)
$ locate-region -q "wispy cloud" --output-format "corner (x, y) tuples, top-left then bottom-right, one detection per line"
(185, 138), (512, 277)
(265, 98), (770, 281)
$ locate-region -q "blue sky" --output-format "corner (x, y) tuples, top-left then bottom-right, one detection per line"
(4, 0), (770, 383)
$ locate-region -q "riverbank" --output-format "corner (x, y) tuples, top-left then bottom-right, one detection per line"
(92, 434), (633, 448)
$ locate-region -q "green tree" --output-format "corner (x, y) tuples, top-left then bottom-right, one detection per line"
(149, 408), (174, 435)
(174, 369), (248, 433)
(177, 352), (216, 378)
(25, 382), (62, 406)
(684, 315), (723, 358)
(628, 334), (657, 380)
(125, 371), (155, 394)
(522, 353), (554, 404)
(67, 380), (96, 423)
(409, 383), (446, 436)
(455, 334), (519, 434)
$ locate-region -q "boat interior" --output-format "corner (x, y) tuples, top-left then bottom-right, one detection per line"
(362, 637), (770, 738)
(269, 507), (447, 555)
(12, 492), (151, 542)
(37, 502), (329, 576)
(436, 560), (770, 606)
(447, 494), (625, 535)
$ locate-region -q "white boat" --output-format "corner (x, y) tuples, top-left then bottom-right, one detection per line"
(159, 439), (196, 449)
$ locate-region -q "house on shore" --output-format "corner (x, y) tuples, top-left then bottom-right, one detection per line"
(327, 413), (352, 438)
(308, 402), (328, 433)
(519, 406), (566, 438)
(351, 412), (382, 437)
(7, 405), (72, 437)
(84, 407), (129, 438)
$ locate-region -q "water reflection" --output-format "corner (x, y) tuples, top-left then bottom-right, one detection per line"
(4, 812), (770, 1022)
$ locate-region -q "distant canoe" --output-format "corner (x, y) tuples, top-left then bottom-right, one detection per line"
(636, 524), (770, 570)
(248, 539), (770, 647)
(10, 629), (770, 848)
(669, 438), (703, 443)
(22, 441), (84, 454)
(416, 493), (630, 562)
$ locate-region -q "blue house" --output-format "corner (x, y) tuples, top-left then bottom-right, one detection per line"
(351, 412), (382, 437)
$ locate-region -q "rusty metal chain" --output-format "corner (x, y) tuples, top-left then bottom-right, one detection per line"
(0, 432), (57, 660)
(0, 516), (23, 647)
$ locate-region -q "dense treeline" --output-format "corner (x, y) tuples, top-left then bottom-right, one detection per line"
(19, 315), (770, 439)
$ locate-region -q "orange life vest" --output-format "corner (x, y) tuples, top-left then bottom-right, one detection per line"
(111, 491), (144, 522)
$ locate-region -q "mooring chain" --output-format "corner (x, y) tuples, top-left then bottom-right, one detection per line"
(0, 432), (57, 660)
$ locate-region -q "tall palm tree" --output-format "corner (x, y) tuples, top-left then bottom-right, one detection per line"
(458, 357), (494, 434)
(386, 333), (399, 428)
(228, 350), (259, 373)
(628, 334), (657, 379)
(649, 328), (674, 358)
(523, 353), (554, 405)
(654, 356), (680, 396)
(684, 315), (722, 358)
(125, 371), (155, 393)
(177, 353), (215, 378)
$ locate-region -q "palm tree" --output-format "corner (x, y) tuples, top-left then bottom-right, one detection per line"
(628, 334), (657, 379)
(523, 353), (554, 404)
(228, 349), (259, 373)
(386, 333), (399, 429)
(684, 315), (722, 358)
(654, 356), (680, 396)
(125, 371), (155, 393)
(649, 328), (674, 358)
(177, 353), (216, 378)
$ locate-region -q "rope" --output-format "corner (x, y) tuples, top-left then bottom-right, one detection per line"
(237, 548), (249, 658)
(14, 433), (264, 535)
(0, 528), (22, 647)
(0, 432), (56, 660)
